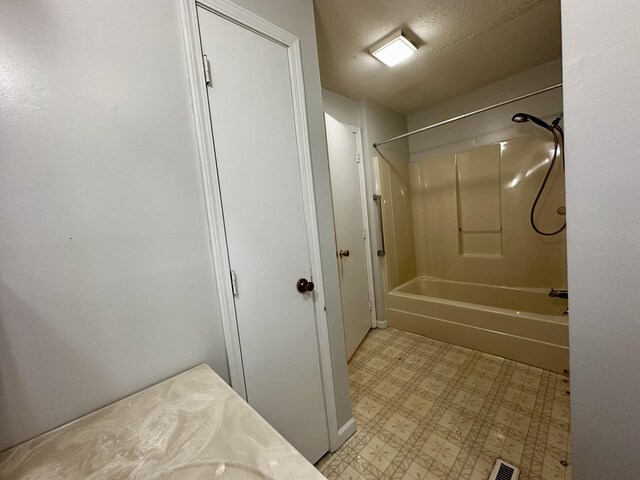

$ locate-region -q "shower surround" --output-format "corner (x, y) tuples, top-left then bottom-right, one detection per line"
(376, 133), (568, 372)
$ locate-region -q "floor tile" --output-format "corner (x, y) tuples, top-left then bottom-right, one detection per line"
(383, 413), (418, 441)
(354, 396), (384, 419)
(316, 328), (571, 480)
(359, 436), (398, 472)
(338, 465), (365, 480)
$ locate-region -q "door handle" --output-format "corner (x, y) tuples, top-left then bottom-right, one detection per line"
(339, 249), (350, 258)
(296, 278), (315, 293)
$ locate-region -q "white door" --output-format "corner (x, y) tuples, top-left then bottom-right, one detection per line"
(197, 7), (329, 462)
(325, 115), (373, 359)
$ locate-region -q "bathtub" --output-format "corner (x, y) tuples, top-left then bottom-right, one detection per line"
(386, 277), (569, 373)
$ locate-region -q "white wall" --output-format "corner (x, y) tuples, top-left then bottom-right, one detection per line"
(0, 0), (229, 451)
(0, 0), (352, 450)
(408, 59), (563, 160)
(562, 1), (640, 478)
(322, 89), (361, 128)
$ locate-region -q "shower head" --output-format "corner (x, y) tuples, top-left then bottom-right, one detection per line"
(511, 112), (553, 130)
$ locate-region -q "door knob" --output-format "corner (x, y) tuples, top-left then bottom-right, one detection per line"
(339, 249), (350, 258)
(296, 278), (315, 293)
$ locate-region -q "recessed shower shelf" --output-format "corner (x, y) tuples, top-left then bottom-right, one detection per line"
(458, 227), (502, 234)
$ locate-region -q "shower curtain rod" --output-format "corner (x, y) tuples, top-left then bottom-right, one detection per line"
(372, 83), (563, 149)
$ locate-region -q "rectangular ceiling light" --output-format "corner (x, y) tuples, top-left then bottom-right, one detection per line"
(370, 29), (417, 67)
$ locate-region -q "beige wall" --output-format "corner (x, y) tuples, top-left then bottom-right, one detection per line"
(410, 133), (566, 288)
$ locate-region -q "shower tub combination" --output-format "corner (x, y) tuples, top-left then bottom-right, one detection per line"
(387, 277), (569, 373)
(373, 86), (570, 374)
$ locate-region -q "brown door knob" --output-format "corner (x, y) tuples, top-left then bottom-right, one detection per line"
(297, 278), (315, 293)
(339, 249), (350, 258)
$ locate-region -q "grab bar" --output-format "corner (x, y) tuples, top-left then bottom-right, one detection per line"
(373, 194), (385, 257)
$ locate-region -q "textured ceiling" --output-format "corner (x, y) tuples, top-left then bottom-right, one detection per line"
(313, 0), (562, 115)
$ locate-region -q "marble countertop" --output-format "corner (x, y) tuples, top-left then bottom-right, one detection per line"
(0, 364), (327, 479)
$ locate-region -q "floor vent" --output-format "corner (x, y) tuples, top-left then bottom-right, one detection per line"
(487, 459), (520, 480)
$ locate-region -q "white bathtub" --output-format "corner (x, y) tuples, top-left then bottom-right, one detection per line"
(387, 277), (569, 373)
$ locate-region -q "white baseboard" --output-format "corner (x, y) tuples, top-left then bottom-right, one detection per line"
(376, 319), (388, 329)
(333, 417), (357, 451)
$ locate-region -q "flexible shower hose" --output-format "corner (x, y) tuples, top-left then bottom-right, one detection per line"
(530, 125), (566, 236)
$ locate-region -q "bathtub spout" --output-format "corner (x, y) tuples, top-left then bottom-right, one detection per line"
(549, 288), (568, 299)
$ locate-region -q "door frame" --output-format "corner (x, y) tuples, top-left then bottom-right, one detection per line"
(179, 0), (340, 450)
(328, 118), (378, 330)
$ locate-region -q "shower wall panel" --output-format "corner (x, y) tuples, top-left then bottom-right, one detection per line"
(376, 156), (416, 290)
(410, 133), (567, 289)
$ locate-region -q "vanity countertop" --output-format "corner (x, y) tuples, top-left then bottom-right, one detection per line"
(0, 364), (327, 479)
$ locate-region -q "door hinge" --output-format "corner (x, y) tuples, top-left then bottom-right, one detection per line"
(362, 227), (367, 239)
(230, 270), (238, 296)
(368, 301), (373, 311)
(356, 152), (361, 164)
(203, 54), (212, 86)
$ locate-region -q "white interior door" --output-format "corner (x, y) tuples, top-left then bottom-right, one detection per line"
(197, 7), (329, 462)
(325, 114), (373, 359)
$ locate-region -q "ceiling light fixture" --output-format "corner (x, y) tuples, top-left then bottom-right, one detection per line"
(370, 29), (417, 67)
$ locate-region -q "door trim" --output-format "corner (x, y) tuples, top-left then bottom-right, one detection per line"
(352, 125), (378, 329)
(336, 121), (378, 329)
(179, 0), (340, 451)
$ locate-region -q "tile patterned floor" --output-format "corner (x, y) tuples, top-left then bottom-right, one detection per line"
(316, 328), (571, 480)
